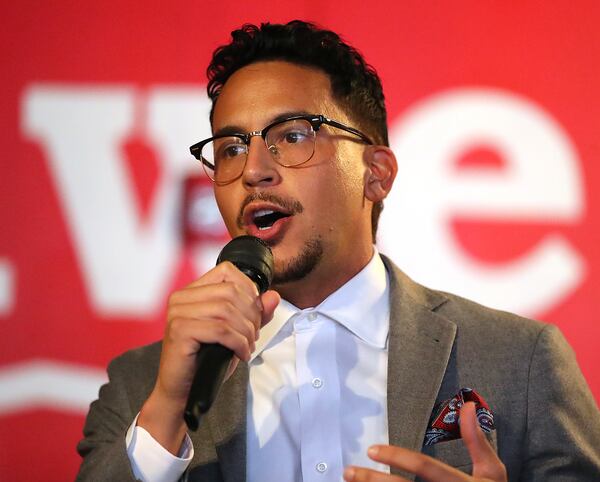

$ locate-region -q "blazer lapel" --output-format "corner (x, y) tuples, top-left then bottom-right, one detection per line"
(382, 257), (457, 480)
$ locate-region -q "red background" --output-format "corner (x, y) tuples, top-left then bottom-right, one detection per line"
(1, 2), (599, 480)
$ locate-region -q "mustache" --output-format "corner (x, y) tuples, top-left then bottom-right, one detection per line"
(236, 192), (304, 229)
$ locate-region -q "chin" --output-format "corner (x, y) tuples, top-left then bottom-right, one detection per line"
(271, 236), (323, 285)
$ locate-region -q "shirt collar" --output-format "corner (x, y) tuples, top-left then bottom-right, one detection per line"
(251, 249), (390, 361)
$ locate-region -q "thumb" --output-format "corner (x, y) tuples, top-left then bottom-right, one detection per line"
(460, 402), (507, 481)
(260, 289), (281, 326)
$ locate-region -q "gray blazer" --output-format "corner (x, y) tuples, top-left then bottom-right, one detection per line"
(76, 256), (600, 481)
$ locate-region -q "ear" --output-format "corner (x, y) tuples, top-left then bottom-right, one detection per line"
(364, 146), (398, 203)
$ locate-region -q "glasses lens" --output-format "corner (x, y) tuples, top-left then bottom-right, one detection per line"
(265, 119), (315, 166)
(202, 136), (247, 183)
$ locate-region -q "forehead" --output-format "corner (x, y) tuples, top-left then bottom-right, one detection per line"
(212, 60), (341, 131)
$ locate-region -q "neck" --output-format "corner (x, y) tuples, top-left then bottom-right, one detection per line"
(273, 244), (374, 309)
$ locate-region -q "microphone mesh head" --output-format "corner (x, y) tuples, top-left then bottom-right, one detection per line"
(216, 236), (274, 293)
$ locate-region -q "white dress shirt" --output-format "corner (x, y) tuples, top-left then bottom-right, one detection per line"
(127, 250), (390, 482)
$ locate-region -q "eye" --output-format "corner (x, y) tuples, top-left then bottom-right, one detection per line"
(282, 130), (309, 144)
(214, 139), (246, 161)
(223, 144), (246, 158)
(267, 119), (313, 147)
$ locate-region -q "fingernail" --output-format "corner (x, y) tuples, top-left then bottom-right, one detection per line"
(343, 467), (355, 481)
(256, 298), (263, 311)
(368, 445), (379, 457)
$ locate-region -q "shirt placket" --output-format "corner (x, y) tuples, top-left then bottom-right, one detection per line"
(294, 311), (343, 481)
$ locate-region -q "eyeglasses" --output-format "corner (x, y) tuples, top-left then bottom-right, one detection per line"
(189, 114), (373, 184)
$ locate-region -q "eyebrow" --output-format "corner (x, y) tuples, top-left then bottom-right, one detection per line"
(212, 110), (314, 137)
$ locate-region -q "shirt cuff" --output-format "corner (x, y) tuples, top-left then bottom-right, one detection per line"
(125, 413), (194, 482)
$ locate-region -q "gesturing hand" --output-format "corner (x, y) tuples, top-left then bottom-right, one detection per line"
(343, 402), (507, 482)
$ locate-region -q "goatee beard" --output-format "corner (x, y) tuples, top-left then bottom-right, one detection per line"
(272, 237), (323, 285)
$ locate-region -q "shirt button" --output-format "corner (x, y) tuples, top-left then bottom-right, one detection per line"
(312, 377), (323, 389)
(316, 462), (328, 473)
(307, 312), (317, 321)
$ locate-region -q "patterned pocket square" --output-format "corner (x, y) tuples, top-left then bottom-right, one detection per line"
(424, 387), (495, 446)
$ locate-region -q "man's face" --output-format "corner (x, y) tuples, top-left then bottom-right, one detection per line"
(211, 61), (375, 301)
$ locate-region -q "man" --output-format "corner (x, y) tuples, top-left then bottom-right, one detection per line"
(77, 21), (600, 481)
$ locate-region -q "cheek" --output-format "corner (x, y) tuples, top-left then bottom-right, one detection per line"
(215, 191), (239, 232)
(307, 165), (364, 228)
(331, 149), (367, 201)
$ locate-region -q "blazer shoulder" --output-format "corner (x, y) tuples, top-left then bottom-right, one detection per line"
(106, 340), (162, 384)
(111, 339), (161, 363)
(381, 253), (548, 346)
(436, 289), (545, 337)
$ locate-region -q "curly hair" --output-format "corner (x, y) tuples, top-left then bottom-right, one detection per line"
(206, 20), (388, 240)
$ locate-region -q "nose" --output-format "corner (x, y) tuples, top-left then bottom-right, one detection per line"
(242, 135), (281, 188)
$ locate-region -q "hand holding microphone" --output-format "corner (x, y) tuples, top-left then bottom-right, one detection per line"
(138, 236), (280, 453)
(185, 236), (275, 430)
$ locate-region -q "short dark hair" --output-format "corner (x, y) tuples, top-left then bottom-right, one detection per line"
(206, 20), (388, 240)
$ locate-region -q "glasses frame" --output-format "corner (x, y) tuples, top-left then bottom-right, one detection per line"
(189, 114), (374, 183)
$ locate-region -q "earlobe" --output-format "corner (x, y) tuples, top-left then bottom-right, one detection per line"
(364, 146), (398, 203)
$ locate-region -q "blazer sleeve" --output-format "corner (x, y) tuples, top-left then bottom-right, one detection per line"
(521, 323), (600, 480)
(75, 355), (141, 482)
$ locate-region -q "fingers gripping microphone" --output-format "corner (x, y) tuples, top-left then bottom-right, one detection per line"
(184, 235), (274, 431)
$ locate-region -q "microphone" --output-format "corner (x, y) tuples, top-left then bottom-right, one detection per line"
(183, 235), (274, 431)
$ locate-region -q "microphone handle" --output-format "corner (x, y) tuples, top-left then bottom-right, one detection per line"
(184, 343), (233, 431)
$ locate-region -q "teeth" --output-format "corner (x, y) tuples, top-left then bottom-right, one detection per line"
(253, 209), (275, 219)
(251, 207), (289, 231)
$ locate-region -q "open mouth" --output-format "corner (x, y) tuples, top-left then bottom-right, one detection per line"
(252, 209), (291, 231)
(239, 195), (303, 241)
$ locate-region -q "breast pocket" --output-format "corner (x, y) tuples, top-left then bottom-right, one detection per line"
(420, 431), (497, 475)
